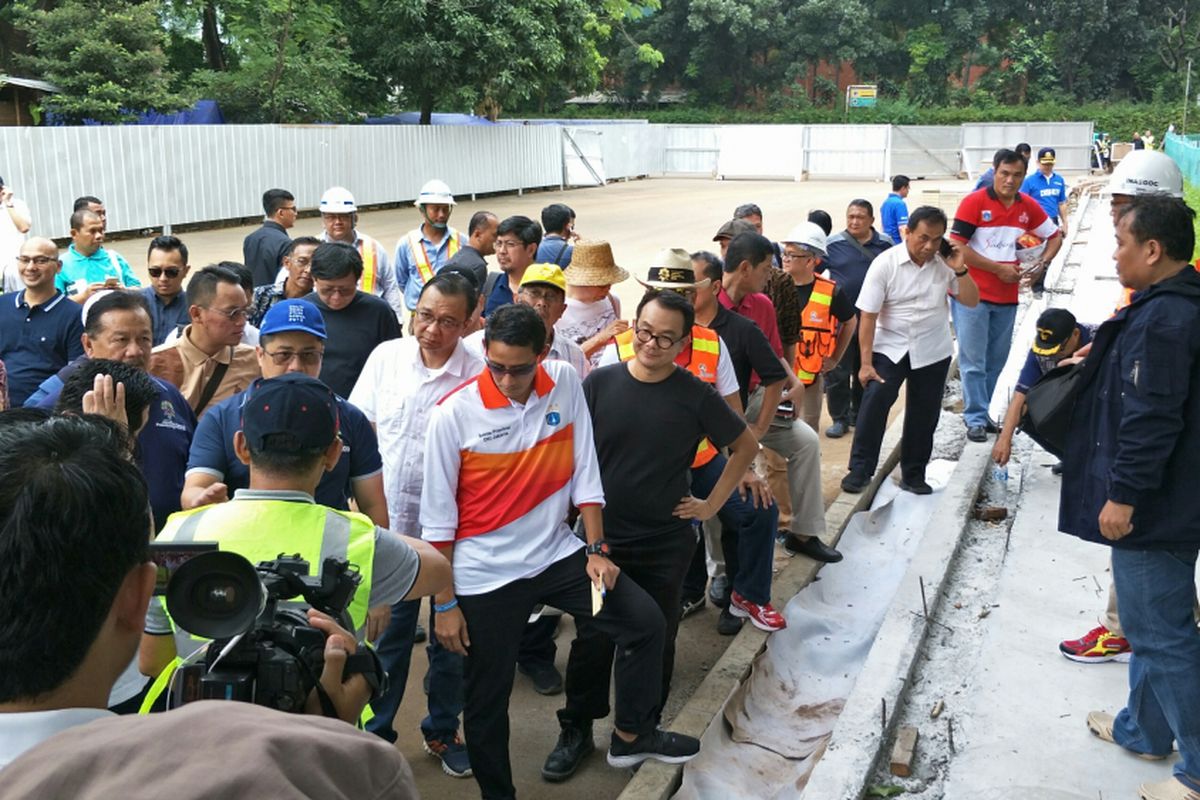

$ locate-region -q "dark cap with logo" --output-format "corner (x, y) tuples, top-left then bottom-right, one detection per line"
(1032, 308), (1077, 356)
(1038, 147), (1056, 164)
(241, 373), (339, 452)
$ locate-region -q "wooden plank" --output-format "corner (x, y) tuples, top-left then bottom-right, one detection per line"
(889, 726), (920, 777)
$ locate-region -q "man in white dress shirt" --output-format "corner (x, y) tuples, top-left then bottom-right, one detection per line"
(841, 206), (980, 495)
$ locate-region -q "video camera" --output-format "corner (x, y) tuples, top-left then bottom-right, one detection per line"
(154, 547), (384, 714)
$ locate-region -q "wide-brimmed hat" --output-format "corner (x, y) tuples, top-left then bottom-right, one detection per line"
(636, 248), (712, 291)
(563, 240), (629, 287)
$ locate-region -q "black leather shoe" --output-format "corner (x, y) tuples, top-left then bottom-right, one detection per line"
(899, 478), (933, 495)
(414, 622), (427, 644)
(542, 721), (594, 782)
(717, 606), (743, 635)
(841, 472), (869, 493)
(984, 419), (1000, 433)
(518, 661), (564, 696)
(966, 425), (988, 443)
(782, 534), (843, 563)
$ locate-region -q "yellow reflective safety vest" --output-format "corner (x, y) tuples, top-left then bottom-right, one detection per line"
(615, 325), (722, 468)
(139, 499), (378, 714)
(793, 276), (838, 386)
(407, 227), (462, 285)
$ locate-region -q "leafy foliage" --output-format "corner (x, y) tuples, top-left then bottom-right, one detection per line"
(13, 0), (184, 123)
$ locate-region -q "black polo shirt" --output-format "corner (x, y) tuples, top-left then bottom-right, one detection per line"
(242, 220), (292, 287)
(304, 291), (402, 398)
(706, 304), (787, 407)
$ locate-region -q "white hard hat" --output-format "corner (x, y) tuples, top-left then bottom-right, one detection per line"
(780, 221), (828, 257)
(1109, 151), (1184, 198)
(319, 186), (357, 214)
(415, 179), (456, 207)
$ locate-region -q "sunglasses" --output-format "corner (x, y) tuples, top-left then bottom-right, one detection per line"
(486, 360), (538, 377)
(148, 268), (182, 279)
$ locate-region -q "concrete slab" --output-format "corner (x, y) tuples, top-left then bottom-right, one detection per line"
(939, 466), (1170, 799)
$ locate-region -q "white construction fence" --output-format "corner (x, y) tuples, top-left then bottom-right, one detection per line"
(2, 120), (1093, 239)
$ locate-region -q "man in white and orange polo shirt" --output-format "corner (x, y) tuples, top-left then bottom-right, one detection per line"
(420, 303), (699, 800)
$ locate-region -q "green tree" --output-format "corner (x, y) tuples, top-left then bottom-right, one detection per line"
(13, 0), (184, 123)
(184, 0), (364, 122)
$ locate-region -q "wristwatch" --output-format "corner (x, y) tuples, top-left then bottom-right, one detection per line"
(585, 540), (611, 557)
(953, 267), (969, 277)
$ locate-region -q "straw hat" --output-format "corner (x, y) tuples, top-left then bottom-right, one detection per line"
(563, 240), (629, 287)
(636, 248), (712, 291)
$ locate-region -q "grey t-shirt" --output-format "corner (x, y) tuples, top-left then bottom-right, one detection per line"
(145, 492), (420, 636)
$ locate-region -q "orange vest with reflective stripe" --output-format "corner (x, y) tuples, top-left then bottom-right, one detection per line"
(615, 325), (721, 468)
(407, 228), (462, 285)
(793, 276), (838, 385)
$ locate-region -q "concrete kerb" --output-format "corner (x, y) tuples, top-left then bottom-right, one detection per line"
(800, 441), (993, 800)
(617, 417), (908, 800)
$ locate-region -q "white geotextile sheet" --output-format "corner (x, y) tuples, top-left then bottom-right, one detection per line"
(677, 459), (958, 799)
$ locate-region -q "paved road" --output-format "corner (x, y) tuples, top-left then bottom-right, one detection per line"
(110, 176), (956, 799)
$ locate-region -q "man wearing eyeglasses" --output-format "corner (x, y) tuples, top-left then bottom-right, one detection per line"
(0, 238), (84, 406)
(484, 216), (542, 317)
(347, 272), (482, 775)
(249, 236), (321, 327)
(305, 242), (402, 398)
(139, 235), (192, 346)
(148, 264), (260, 416)
(242, 188), (296, 288)
(182, 299), (387, 528)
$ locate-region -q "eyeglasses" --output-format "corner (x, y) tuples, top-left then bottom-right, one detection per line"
(16, 255), (56, 266)
(519, 286), (563, 303)
(493, 239), (525, 250)
(485, 360), (538, 377)
(781, 251), (814, 262)
(147, 267), (181, 278)
(280, 205), (298, 213)
(287, 257), (313, 269)
(414, 309), (465, 331)
(263, 348), (323, 366)
(634, 327), (684, 350)
(204, 306), (251, 322)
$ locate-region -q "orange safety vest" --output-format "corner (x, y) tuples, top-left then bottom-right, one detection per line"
(793, 276), (838, 385)
(615, 325), (721, 468)
(407, 228), (462, 285)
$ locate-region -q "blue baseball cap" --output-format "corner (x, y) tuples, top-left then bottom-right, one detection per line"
(259, 299), (326, 339)
(241, 373), (339, 452)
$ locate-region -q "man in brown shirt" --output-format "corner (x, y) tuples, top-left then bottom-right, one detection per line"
(149, 264), (259, 416)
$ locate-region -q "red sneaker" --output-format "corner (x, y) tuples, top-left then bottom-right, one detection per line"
(1059, 624), (1132, 663)
(729, 591), (787, 632)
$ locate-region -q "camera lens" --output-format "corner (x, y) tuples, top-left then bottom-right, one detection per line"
(167, 551), (265, 639)
(195, 577), (241, 615)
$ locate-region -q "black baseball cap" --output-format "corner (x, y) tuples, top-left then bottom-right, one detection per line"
(241, 373), (339, 452)
(1032, 308), (1077, 356)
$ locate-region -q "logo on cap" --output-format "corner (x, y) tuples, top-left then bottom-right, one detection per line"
(288, 304), (306, 323)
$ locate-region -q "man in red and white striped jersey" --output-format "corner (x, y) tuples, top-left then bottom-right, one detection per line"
(949, 148), (1062, 443)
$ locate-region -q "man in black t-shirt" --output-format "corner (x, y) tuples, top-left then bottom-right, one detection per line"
(546, 291), (759, 781)
(304, 242), (402, 397)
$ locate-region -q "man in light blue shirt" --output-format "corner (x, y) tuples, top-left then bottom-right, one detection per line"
(57, 209), (140, 303)
(394, 179), (463, 311)
(880, 175), (910, 244)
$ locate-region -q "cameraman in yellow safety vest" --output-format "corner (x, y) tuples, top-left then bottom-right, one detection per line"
(139, 372), (451, 714)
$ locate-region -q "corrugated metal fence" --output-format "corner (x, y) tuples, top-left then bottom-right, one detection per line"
(3, 121), (1095, 238)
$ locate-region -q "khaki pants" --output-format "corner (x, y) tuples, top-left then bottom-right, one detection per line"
(746, 387), (826, 537)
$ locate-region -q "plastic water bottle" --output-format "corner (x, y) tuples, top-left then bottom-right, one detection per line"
(992, 464), (1009, 484)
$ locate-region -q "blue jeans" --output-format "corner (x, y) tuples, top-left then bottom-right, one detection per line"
(689, 453), (778, 605)
(951, 299), (1016, 428)
(1111, 547), (1200, 786)
(366, 598), (464, 742)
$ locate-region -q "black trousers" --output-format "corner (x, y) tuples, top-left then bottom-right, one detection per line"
(825, 329), (863, 426)
(562, 526), (697, 726)
(847, 353), (950, 483)
(458, 549), (665, 800)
